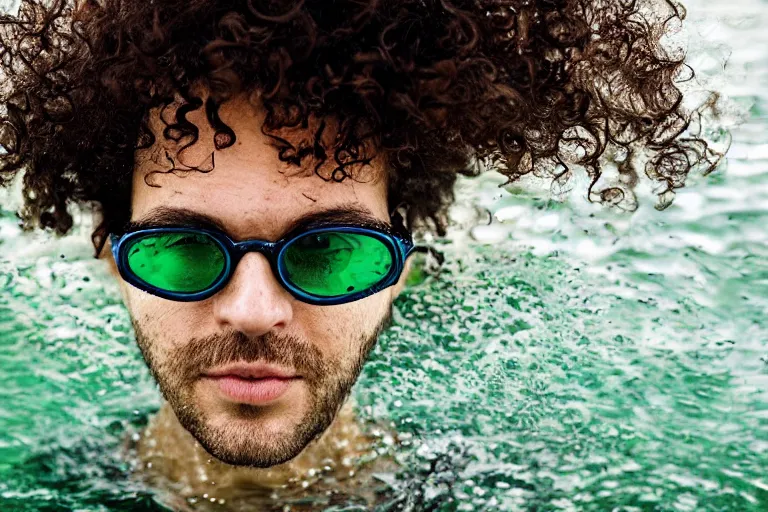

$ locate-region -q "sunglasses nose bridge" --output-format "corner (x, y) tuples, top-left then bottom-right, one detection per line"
(232, 239), (278, 261)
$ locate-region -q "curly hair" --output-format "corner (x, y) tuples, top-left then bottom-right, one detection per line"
(0, 0), (723, 257)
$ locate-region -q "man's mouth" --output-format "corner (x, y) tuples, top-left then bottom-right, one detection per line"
(203, 362), (301, 405)
(204, 361), (298, 379)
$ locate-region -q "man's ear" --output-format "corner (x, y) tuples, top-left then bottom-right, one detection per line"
(391, 254), (414, 298)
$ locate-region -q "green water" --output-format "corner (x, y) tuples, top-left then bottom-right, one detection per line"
(2, 0), (768, 510)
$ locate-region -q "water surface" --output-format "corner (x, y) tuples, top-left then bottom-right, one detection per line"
(1, 0), (767, 510)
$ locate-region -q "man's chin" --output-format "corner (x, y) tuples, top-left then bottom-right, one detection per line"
(197, 430), (308, 468)
(169, 386), (325, 468)
(179, 408), (313, 468)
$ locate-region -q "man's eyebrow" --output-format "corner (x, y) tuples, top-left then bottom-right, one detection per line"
(123, 207), (228, 233)
(284, 205), (391, 235)
(123, 204), (390, 239)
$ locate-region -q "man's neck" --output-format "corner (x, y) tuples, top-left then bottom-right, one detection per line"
(128, 400), (393, 505)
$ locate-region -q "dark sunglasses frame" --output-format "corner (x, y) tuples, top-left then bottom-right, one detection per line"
(109, 223), (416, 306)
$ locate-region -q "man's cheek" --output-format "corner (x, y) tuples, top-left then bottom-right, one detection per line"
(133, 318), (174, 365)
(135, 303), (186, 336)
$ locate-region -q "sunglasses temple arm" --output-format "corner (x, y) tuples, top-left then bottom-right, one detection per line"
(109, 233), (120, 259)
(397, 236), (417, 261)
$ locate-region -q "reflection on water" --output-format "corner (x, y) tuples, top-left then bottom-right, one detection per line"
(1, 0), (767, 510)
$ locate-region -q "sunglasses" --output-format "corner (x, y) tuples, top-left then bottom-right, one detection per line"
(109, 222), (415, 306)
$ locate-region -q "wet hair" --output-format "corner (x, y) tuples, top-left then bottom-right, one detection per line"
(0, 0), (723, 257)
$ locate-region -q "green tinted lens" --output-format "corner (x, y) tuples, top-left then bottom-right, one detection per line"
(283, 231), (393, 297)
(125, 232), (226, 293)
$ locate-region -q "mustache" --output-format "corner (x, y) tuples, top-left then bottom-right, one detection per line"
(166, 329), (329, 383)
(132, 307), (393, 391)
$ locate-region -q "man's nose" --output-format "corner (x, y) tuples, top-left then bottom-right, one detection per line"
(211, 252), (294, 336)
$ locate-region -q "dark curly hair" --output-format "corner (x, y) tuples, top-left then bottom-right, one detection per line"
(0, 0), (723, 258)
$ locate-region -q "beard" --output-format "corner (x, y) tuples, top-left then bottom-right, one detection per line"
(131, 308), (392, 468)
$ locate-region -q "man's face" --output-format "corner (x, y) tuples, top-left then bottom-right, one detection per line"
(110, 89), (401, 467)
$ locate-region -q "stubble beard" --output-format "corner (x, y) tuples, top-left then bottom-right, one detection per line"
(131, 308), (392, 468)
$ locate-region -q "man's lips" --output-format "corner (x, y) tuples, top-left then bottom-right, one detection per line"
(202, 362), (301, 405)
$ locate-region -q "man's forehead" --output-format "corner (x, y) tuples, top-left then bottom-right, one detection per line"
(130, 90), (390, 240)
(130, 156), (389, 239)
(125, 203), (390, 241)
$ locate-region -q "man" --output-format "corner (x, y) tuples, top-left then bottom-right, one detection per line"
(0, 0), (718, 508)
(113, 87), (413, 508)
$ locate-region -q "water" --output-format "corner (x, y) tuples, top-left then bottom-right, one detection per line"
(1, 0), (767, 510)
